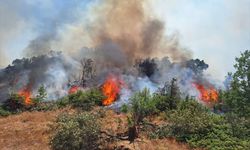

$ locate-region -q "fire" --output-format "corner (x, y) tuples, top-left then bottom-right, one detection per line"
(102, 74), (123, 106)
(68, 85), (79, 94)
(18, 88), (32, 105)
(193, 83), (218, 103)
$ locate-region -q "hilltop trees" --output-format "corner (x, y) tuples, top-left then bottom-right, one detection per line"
(224, 50), (250, 117)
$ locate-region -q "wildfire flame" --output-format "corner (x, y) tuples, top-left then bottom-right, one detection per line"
(68, 85), (79, 94)
(193, 83), (218, 103)
(18, 88), (32, 105)
(102, 74), (123, 106)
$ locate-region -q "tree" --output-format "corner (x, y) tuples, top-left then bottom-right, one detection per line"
(128, 88), (157, 141)
(35, 85), (47, 102)
(225, 50), (250, 117)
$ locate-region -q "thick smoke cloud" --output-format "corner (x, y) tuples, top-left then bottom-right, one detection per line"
(21, 0), (192, 65)
(85, 0), (192, 65)
(0, 0), (218, 104)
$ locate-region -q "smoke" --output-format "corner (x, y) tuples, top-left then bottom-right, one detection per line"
(84, 0), (192, 65)
(0, 0), (220, 104)
(0, 51), (81, 101)
(21, 0), (192, 65)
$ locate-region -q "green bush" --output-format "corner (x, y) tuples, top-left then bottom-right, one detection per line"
(120, 104), (129, 113)
(166, 100), (212, 141)
(165, 99), (250, 149)
(153, 94), (177, 112)
(130, 88), (158, 125)
(3, 93), (27, 112)
(69, 88), (104, 111)
(33, 85), (47, 103)
(31, 102), (58, 111)
(56, 96), (70, 108)
(50, 113), (101, 150)
(0, 106), (11, 116)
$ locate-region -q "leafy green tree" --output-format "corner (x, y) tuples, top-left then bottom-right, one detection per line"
(225, 50), (250, 117)
(127, 88), (157, 141)
(35, 85), (47, 102)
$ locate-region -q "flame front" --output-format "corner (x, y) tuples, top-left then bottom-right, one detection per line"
(18, 88), (32, 105)
(102, 74), (122, 106)
(193, 83), (218, 103)
(68, 85), (79, 94)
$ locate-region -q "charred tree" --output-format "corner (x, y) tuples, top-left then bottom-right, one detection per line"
(80, 58), (96, 87)
(135, 58), (158, 77)
(169, 78), (180, 109)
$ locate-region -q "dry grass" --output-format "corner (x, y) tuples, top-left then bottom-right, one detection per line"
(0, 107), (192, 150)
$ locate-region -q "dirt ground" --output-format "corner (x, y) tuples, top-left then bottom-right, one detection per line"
(0, 108), (191, 150)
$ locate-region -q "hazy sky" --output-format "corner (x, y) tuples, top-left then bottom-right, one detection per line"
(0, 0), (249, 81)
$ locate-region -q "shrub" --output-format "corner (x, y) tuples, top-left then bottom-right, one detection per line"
(0, 106), (11, 116)
(50, 113), (101, 150)
(33, 85), (47, 103)
(120, 104), (129, 113)
(130, 88), (157, 125)
(3, 93), (27, 112)
(166, 100), (212, 141)
(56, 96), (70, 108)
(69, 88), (104, 111)
(152, 94), (173, 112)
(165, 99), (250, 149)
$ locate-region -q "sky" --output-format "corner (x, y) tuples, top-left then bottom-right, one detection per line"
(0, 0), (249, 81)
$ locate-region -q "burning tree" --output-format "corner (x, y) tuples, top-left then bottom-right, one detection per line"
(101, 74), (124, 106)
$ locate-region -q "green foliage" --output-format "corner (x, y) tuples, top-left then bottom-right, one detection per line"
(152, 94), (180, 112)
(56, 96), (70, 108)
(3, 93), (27, 112)
(166, 100), (212, 141)
(120, 104), (128, 113)
(0, 106), (11, 116)
(34, 85), (47, 103)
(164, 99), (250, 149)
(31, 102), (58, 111)
(187, 123), (249, 150)
(130, 88), (157, 125)
(69, 88), (104, 111)
(225, 113), (250, 140)
(224, 50), (250, 117)
(50, 113), (100, 150)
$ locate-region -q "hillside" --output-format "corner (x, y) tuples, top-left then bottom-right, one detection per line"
(0, 108), (191, 150)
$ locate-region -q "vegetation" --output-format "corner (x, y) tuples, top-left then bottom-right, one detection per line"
(51, 113), (101, 150)
(34, 85), (47, 103)
(2, 93), (29, 112)
(165, 100), (249, 149)
(223, 50), (250, 117)
(0, 50), (249, 150)
(68, 88), (104, 111)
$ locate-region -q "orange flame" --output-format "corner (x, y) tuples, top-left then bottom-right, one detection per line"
(18, 88), (32, 105)
(102, 74), (123, 106)
(193, 83), (218, 103)
(68, 85), (79, 94)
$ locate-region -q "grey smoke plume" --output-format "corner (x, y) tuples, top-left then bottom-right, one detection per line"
(0, 51), (81, 101)
(22, 0), (192, 65)
(0, 0), (217, 104)
(85, 0), (192, 65)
